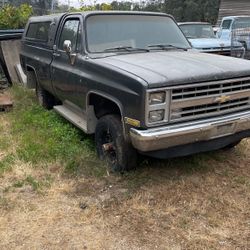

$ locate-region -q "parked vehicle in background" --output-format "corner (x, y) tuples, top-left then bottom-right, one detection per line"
(179, 22), (245, 58)
(217, 16), (250, 51)
(20, 11), (250, 172)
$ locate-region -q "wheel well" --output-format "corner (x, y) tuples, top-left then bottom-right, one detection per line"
(26, 66), (37, 89)
(88, 94), (121, 119)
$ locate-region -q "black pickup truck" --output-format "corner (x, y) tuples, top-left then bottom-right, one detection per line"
(20, 11), (250, 172)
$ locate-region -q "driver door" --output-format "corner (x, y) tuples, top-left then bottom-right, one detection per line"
(51, 16), (82, 104)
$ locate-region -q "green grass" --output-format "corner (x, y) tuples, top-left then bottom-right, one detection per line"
(12, 174), (53, 191)
(0, 154), (15, 175)
(0, 85), (106, 177)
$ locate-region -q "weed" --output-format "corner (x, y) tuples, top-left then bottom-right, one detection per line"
(12, 180), (24, 188)
(233, 176), (250, 186)
(12, 174), (53, 191)
(25, 175), (40, 190)
(0, 154), (15, 175)
(0, 196), (13, 210)
(0, 132), (11, 151)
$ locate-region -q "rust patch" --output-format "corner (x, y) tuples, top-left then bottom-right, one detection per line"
(0, 91), (13, 112)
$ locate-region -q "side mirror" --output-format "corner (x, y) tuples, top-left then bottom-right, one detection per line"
(63, 40), (76, 65)
(63, 40), (72, 54)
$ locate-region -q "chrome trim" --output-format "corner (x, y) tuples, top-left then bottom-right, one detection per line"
(145, 89), (171, 127)
(169, 76), (250, 122)
(170, 76), (250, 90)
(130, 110), (250, 152)
(172, 90), (250, 109)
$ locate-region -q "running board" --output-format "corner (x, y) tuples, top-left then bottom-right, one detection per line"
(54, 104), (87, 132)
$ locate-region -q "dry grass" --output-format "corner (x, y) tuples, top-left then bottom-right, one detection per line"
(0, 86), (249, 249)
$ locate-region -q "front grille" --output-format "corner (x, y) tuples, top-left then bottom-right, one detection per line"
(202, 47), (232, 56)
(207, 50), (231, 56)
(170, 77), (250, 122)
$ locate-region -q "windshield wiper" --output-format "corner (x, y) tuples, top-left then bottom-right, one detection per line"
(104, 46), (149, 52)
(147, 44), (188, 51)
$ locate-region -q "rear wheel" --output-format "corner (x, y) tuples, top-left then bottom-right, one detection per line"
(95, 115), (137, 172)
(36, 82), (55, 110)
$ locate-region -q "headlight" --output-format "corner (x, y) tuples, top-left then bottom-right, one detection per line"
(148, 110), (164, 123)
(149, 92), (166, 105)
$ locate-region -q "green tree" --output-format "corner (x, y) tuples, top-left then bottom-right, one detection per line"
(8, 0), (54, 15)
(0, 4), (33, 29)
(203, 0), (220, 24)
(183, 0), (201, 21)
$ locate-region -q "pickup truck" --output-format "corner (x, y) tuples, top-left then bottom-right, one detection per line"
(179, 22), (245, 58)
(20, 11), (250, 172)
(217, 16), (250, 51)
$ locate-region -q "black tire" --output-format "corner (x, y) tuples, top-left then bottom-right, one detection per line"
(223, 140), (241, 150)
(36, 82), (55, 110)
(95, 115), (137, 172)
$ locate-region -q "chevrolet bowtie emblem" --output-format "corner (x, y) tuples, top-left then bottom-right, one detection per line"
(215, 95), (231, 103)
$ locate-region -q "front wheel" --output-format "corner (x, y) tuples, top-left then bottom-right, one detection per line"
(95, 115), (137, 172)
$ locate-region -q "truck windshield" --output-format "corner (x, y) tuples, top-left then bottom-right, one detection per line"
(179, 24), (215, 39)
(86, 14), (191, 53)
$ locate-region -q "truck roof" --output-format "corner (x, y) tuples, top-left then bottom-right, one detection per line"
(28, 11), (170, 23)
(28, 13), (65, 23)
(222, 15), (250, 20)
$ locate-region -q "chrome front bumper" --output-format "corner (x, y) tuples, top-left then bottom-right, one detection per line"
(130, 110), (250, 152)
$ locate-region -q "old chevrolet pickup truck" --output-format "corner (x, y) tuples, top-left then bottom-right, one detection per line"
(20, 11), (250, 172)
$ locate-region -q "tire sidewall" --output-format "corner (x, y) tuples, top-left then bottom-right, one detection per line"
(95, 115), (135, 172)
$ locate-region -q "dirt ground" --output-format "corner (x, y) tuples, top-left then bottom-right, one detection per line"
(0, 91), (250, 249)
(1, 137), (249, 249)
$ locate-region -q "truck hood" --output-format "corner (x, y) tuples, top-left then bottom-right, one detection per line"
(189, 38), (233, 49)
(95, 51), (250, 88)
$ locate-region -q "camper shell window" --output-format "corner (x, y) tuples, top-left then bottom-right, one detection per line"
(26, 22), (51, 41)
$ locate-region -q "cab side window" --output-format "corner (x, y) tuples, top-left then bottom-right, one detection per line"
(59, 19), (81, 52)
(221, 20), (232, 30)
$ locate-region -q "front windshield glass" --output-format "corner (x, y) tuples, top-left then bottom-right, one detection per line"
(86, 14), (191, 53)
(180, 24), (215, 39)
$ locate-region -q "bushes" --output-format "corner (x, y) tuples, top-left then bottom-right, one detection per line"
(0, 4), (33, 29)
